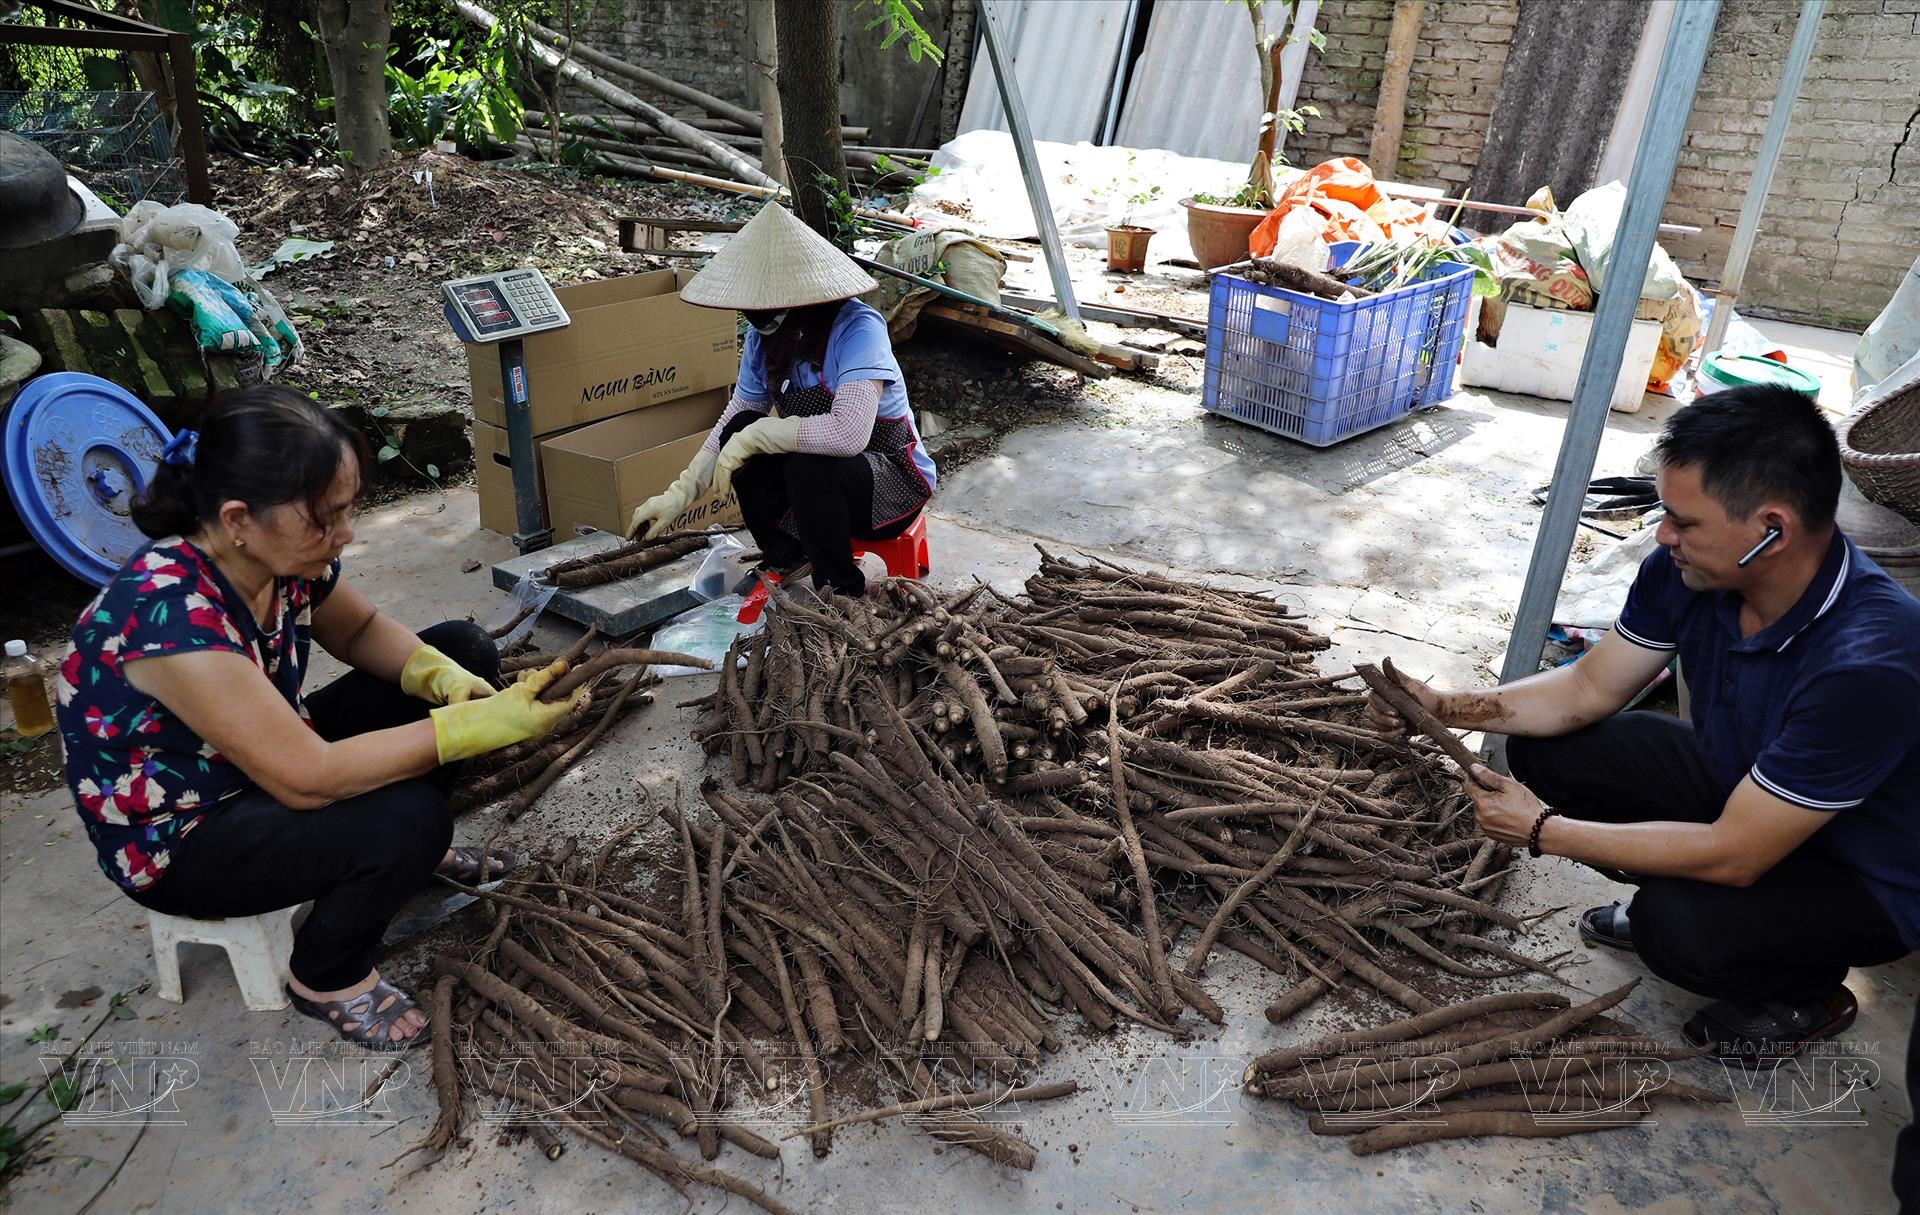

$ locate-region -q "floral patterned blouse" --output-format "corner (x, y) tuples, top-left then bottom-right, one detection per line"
(55, 538), (339, 894)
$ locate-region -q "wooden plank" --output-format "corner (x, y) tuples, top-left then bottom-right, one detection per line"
(999, 291), (1208, 340)
(920, 303), (1112, 379)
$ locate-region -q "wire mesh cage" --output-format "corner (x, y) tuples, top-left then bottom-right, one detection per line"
(1, 89), (184, 209)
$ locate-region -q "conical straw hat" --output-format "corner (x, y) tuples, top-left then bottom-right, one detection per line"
(679, 202), (878, 310)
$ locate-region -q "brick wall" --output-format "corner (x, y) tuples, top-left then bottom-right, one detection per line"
(1288, 0), (1918, 329)
(1661, 0), (1920, 328)
(1287, 0), (1518, 196)
(562, 0), (751, 114)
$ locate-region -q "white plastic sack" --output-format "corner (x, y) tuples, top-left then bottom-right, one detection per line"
(110, 201), (248, 308)
(1856, 255), (1920, 393)
(1554, 523), (1661, 630)
(110, 200), (302, 372)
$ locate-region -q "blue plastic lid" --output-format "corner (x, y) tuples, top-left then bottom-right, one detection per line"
(4, 372), (171, 586)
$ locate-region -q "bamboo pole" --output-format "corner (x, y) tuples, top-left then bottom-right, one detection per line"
(456, 0), (780, 189)
(520, 13), (764, 131)
(513, 132), (918, 227)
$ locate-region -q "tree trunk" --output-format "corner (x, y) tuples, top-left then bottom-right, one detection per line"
(1368, 0), (1426, 176)
(938, 0), (976, 146)
(773, 0), (848, 239)
(312, 0), (394, 171)
(1245, 0), (1295, 206)
(746, 0), (787, 185)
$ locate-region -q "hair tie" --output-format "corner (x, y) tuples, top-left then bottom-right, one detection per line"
(160, 429), (199, 466)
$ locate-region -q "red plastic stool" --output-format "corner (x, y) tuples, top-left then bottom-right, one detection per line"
(854, 515), (931, 579)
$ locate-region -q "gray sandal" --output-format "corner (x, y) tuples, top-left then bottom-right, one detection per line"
(287, 977), (426, 1052)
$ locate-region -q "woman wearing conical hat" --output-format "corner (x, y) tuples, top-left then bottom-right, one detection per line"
(627, 203), (936, 599)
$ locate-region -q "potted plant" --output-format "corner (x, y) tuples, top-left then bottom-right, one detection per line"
(1105, 186), (1163, 274)
(1181, 0), (1322, 269)
(1098, 158), (1162, 273)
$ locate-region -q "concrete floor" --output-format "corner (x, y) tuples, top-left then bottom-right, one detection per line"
(2, 325), (1912, 1214)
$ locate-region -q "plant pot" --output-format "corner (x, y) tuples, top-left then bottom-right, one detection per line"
(1181, 196), (1268, 270)
(1105, 225), (1155, 274)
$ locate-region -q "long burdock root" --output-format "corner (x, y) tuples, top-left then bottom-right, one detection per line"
(1355, 660), (1489, 780)
(542, 648), (712, 701)
(551, 534), (712, 589)
(388, 974), (461, 1167)
(507, 668), (654, 820)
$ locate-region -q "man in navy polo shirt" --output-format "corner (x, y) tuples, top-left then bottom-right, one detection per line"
(1368, 383), (1920, 1066)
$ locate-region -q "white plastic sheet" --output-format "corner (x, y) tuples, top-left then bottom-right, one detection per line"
(909, 130), (1280, 265)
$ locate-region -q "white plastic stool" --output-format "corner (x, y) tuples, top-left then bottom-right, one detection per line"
(147, 906), (298, 1011)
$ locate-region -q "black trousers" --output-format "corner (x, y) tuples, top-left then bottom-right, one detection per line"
(1509, 711), (1907, 1006)
(721, 411), (917, 596)
(130, 621), (497, 991)
(1896, 997), (1920, 1212)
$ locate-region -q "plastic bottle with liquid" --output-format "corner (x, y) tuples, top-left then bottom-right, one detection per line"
(4, 639), (54, 738)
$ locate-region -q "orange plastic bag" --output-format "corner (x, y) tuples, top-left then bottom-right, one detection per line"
(1248, 157), (1431, 259)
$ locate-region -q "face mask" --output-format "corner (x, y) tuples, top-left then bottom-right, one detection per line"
(747, 310), (789, 336)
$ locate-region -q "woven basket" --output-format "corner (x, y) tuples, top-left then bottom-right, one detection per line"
(1839, 369), (1920, 523)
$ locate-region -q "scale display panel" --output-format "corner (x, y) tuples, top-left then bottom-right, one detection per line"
(442, 267), (571, 343)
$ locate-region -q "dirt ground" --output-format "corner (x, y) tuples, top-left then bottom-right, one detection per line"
(0, 149), (1112, 796)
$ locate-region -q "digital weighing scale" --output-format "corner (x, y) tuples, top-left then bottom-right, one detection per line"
(442, 267), (572, 553)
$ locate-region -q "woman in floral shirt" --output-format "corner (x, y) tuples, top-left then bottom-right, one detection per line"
(58, 386), (581, 1049)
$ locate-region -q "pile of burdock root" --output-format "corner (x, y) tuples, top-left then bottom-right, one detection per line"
(416, 550), (1721, 1207)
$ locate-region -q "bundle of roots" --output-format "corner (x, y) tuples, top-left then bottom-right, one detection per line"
(1242, 982), (1729, 1155)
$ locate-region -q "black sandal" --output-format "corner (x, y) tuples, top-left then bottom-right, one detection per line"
(1578, 901), (1637, 953)
(436, 846), (520, 886)
(1682, 986), (1859, 1070)
(287, 977), (427, 1052)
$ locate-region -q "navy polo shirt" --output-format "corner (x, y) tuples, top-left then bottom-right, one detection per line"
(1614, 531), (1920, 947)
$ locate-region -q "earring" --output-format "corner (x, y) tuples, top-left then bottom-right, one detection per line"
(233, 537), (245, 549)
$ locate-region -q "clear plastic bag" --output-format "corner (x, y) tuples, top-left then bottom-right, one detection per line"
(691, 534), (757, 602)
(485, 574), (559, 649)
(651, 595), (760, 677)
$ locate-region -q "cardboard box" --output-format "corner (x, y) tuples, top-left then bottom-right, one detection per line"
(466, 269), (738, 437)
(472, 391), (725, 537)
(474, 419), (572, 536)
(1459, 298), (1662, 414)
(541, 402), (744, 540)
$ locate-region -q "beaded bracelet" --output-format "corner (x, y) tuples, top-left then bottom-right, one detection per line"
(1527, 807), (1560, 858)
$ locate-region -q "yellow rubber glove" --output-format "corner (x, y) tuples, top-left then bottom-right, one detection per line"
(628, 447), (718, 540)
(428, 660), (581, 763)
(400, 644), (496, 706)
(712, 415), (805, 502)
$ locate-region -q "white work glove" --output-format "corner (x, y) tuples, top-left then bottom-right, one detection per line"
(627, 447), (718, 540)
(712, 415), (805, 502)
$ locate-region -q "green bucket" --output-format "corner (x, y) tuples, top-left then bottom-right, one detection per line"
(1698, 352), (1823, 398)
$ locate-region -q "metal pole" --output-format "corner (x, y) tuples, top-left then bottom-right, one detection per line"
(1699, 0), (1824, 358)
(1495, 0), (1722, 696)
(499, 339), (552, 554)
(977, 0), (1082, 322)
(1098, 0), (1142, 146)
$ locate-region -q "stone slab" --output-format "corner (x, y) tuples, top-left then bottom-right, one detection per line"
(491, 530), (707, 636)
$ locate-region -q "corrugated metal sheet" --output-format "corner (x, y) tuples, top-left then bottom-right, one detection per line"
(1115, 0), (1317, 163)
(957, 0), (1136, 145)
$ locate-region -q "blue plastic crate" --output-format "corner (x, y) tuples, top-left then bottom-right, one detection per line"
(1201, 246), (1475, 446)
